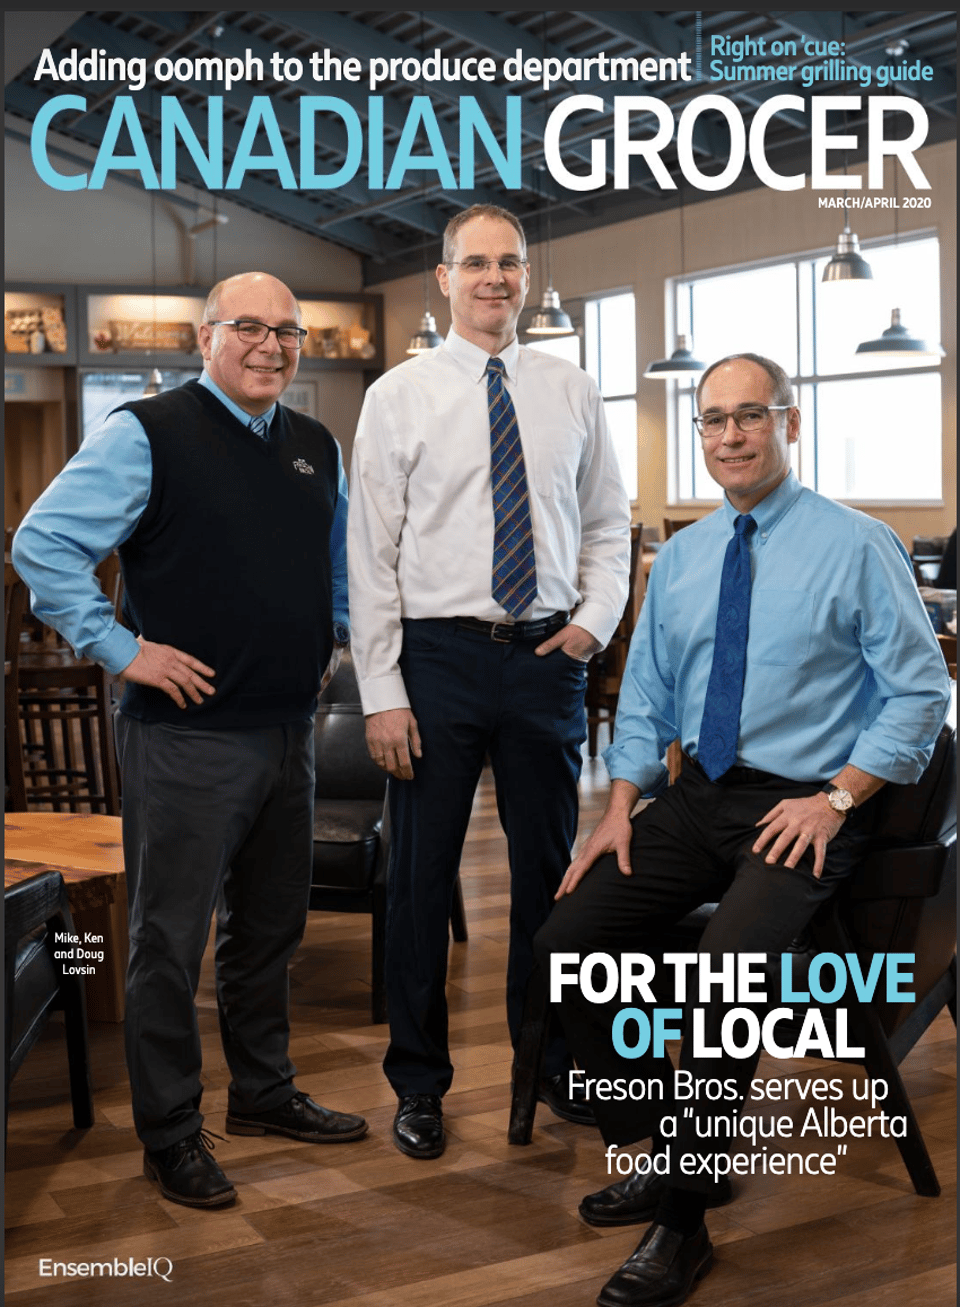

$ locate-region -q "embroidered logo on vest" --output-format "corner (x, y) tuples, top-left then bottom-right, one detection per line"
(293, 458), (315, 475)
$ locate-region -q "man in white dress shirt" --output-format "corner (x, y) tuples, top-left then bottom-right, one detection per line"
(348, 204), (631, 1157)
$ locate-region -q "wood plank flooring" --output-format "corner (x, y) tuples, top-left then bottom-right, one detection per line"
(5, 754), (957, 1306)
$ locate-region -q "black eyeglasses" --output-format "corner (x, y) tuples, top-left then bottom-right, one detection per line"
(693, 405), (792, 438)
(445, 257), (529, 275)
(208, 319), (308, 349)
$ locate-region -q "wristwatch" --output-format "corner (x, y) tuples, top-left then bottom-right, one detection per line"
(333, 622), (350, 647)
(821, 784), (854, 815)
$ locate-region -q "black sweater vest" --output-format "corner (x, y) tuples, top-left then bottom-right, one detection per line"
(117, 380), (339, 727)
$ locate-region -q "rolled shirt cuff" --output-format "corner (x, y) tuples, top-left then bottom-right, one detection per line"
(89, 625), (142, 676)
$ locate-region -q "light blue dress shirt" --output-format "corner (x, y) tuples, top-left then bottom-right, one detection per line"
(12, 371), (349, 675)
(605, 473), (951, 795)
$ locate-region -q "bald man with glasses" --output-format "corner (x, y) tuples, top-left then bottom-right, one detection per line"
(13, 272), (367, 1210)
(535, 352), (950, 1307)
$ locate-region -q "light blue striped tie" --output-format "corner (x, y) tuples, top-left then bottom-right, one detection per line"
(487, 358), (537, 618)
(249, 415), (268, 440)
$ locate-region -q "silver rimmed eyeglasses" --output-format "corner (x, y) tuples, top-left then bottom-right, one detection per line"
(693, 405), (792, 438)
(208, 319), (308, 349)
(446, 257), (529, 275)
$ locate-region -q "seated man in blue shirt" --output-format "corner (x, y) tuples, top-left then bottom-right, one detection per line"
(12, 272), (367, 1209)
(535, 353), (951, 1307)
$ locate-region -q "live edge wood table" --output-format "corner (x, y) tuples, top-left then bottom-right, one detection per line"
(4, 812), (128, 1022)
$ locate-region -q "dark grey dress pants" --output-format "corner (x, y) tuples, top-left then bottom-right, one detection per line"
(115, 713), (314, 1151)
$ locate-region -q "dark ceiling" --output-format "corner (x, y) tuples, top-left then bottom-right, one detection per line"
(5, 10), (957, 284)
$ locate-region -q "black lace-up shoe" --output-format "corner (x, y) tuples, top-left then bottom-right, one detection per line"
(143, 1129), (236, 1208)
(393, 1094), (445, 1158)
(225, 1090), (367, 1143)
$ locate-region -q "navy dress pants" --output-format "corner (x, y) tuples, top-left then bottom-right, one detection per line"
(383, 618), (587, 1098)
(116, 713), (315, 1151)
(535, 760), (873, 1190)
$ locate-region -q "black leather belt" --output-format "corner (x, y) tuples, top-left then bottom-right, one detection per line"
(448, 612), (569, 643)
(682, 753), (787, 786)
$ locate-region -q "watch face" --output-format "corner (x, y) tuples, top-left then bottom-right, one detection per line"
(828, 788), (854, 812)
(333, 623), (349, 645)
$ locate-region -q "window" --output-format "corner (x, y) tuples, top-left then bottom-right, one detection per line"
(524, 289), (639, 500)
(80, 368), (200, 441)
(584, 292), (638, 499)
(670, 236), (942, 503)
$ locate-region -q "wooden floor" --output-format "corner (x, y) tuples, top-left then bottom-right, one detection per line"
(5, 754), (957, 1306)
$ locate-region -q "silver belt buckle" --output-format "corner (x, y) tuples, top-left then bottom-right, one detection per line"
(490, 622), (513, 643)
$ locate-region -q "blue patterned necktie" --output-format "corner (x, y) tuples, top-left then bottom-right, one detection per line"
(697, 513), (758, 781)
(249, 415), (268, 440)
(486, 357), (537, 617)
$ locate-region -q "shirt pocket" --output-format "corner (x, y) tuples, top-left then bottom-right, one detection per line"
(531, 426), (584, 501)
(749, 589), (813, 665)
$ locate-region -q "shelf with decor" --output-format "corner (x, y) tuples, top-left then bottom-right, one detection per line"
(4, 285), (77, 367)
(78, 286), (205, 370)
(296, 294), (384, 373)
(75, 285), (384, 374)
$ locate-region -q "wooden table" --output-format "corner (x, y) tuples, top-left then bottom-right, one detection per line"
(4, 812), (128, 1022)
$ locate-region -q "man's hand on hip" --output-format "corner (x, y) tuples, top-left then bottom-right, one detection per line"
(753, 794), (846, 880)
(121, 638), (216, 710)
(365, 708), (422, 780)
(535, 622), (602, 661)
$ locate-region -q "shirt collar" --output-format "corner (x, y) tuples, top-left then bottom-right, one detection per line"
(442, 329), (521, 384)
(722, 470), (802, 537)
(199, 370), (277, 432)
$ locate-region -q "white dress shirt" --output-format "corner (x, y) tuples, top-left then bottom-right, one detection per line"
(348, 329), (632, 714)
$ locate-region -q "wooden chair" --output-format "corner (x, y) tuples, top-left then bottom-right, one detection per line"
(509, 717), (957, 1198)
(5, 870), (94, 1148)
(5, 564), (29, 810)
(6, 559), (122, 815)
(585, 523), (643, 756)
(309, 651), (467, 1023)
(663, 517), (697, 540)
(15, 661), (121, 815)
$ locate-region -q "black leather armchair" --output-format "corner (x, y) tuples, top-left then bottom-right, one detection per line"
(4, 870), (94, 1146)
(310, 653), (467, 1023)
(509, 718), (957, 1198)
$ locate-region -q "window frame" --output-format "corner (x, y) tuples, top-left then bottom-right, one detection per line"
(583, 287), (639, 503)
(666, 231), (944, 509)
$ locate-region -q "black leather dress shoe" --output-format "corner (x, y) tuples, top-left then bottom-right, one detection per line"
(225, 1090), (367, 1143)
(580, 1171), (732, 1227)
(597, 1222), (714, 1307)
(393, 1094), (445, 1159)
(538, 1072), (596, 1126)
(143, 1129), (237, 1208)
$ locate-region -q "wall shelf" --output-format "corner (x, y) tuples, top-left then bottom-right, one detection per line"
(4, 285), (78, 367)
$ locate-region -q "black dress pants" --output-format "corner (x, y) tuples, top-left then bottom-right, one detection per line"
(116, 713), (315, 1151)
(535, 760), (872, 1189)
(383, 619), (587, 1098)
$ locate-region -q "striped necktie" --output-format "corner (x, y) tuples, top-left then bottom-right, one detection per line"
(486, 357), (537, 618)
(249, 415), (269, 440)
(697, 513), (758, 781)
